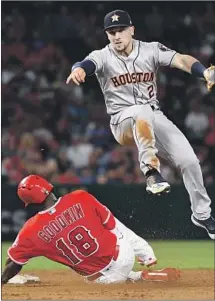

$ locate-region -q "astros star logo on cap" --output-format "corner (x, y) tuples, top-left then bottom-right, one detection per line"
(111, 14), (120, 22)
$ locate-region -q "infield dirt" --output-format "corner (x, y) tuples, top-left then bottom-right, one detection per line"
(2, 269), (214, 300)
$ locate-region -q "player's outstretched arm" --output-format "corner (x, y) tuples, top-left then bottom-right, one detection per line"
(170, 53), (215, 91)
(1, 258), (23, 285)
(66, 60), (96, 85)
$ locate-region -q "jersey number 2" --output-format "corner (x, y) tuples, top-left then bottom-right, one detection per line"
(56, 226), (99, 265)
(147, 85), (154, 99)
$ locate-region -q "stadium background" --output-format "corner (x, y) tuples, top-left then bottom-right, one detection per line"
(2, 0), (215, 238)
(1, 2), (215, 300)
(2, 1), (215, 188)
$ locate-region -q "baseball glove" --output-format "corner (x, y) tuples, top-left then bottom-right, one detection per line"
(204, 65), (215, 91)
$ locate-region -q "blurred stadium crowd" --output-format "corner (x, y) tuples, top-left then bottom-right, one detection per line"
(2, 1), (215, 185)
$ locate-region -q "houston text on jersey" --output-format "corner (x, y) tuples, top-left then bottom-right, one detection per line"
(111, 72), (154, 87)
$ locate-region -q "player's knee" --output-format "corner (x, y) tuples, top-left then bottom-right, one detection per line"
(121, 129), (135, 145)
(135, 119), (154, 141)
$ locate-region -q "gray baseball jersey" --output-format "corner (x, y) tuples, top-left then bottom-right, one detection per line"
(85, 39), (176, 115)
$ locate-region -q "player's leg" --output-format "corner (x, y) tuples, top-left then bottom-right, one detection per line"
(110, 105), (170, 195)
(110, 105), (158, 174)
(154, 110), (215, 239)
(84, 228), (179, 284)
(92, 236), (136, 284)
(114, 218), (157, 267)
(89, 233), (179, 284)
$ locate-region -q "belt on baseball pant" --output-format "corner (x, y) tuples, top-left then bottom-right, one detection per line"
(86, 245), (120, 281)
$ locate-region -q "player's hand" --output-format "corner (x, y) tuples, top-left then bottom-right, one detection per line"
(66, 68), (86, 86)
(203, 65), (215, 91)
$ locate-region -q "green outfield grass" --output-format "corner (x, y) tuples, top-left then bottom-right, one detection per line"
(1, 240), (214, 271)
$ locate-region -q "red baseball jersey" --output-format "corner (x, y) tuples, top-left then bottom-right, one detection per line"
(8, 190), (117, 275)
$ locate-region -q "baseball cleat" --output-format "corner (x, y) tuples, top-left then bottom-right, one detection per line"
(141, 268), (180, 282)
(191, 215), (215, 240)
(145, 168), (171, 196)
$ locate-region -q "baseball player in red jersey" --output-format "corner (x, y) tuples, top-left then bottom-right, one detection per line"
(1, 175), (179, 285)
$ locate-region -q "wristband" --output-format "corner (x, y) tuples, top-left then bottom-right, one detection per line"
(191, 62), (206, 78)
(71, 60), (96, 76)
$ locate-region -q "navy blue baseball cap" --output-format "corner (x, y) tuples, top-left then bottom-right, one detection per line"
(104, 10), (133, 31)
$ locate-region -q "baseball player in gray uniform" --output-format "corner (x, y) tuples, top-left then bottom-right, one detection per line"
(66, 10), (215, 239)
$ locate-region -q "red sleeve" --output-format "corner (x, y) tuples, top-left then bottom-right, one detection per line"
(7, 225), (38, 265)
(95, 202), (116, 230)
(80, 191), (116, 230)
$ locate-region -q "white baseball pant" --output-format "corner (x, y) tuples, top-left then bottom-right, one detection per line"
(110, 104), (212, 220)
(88, 218), (156, 284)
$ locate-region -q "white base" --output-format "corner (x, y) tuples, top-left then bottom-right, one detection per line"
(8, 274), (40, 284)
